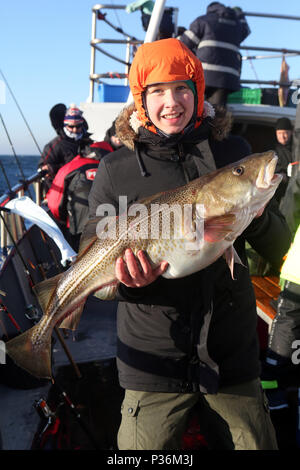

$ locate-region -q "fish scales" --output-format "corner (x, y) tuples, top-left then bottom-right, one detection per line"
(5, 151), (282, 378)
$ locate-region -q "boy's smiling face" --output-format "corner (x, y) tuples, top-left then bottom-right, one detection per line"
(145, 81), (195, 134)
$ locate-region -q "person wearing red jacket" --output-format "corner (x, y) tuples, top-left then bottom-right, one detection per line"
(47, 141), (113, 251)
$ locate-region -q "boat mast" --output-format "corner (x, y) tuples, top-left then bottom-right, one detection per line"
(143, 0), (166, 43)
(126, 0), (166, 104)
(87, 1), (167, 103)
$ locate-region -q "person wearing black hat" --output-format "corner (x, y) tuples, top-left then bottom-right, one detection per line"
(274, 117), (294, 204)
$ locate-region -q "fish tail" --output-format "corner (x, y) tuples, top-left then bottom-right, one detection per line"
(6, 325), (52, 379)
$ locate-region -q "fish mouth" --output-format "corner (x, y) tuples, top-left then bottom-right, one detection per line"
(256, 154), (282, 188)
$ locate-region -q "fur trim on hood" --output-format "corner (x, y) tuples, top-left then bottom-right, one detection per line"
(115, 102), (233, 151)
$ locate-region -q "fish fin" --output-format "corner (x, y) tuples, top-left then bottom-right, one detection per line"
(6, 325), (52, 379)
(93, 282), (119, 301)
(33, 273), (64, 314)
(204, 214), (236, 242)
(224, 246), (246, 280)
(59, 303), (85, 330)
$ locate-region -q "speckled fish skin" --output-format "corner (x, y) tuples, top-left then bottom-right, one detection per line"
(6, 151), (282, 379)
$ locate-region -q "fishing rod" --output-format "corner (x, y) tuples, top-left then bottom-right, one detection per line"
(0, 69), (42, 155)
(0, 299), (22, 336)
(0, 113), (34, 200)
(51, 380), (101, 450)
(0, 214), (99, 448)
(0, 160), (15, 199)
(0, 207), (32, 284)
(0, 204), (82, 379)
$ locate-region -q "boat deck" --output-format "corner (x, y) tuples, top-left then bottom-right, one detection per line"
(0, 296), (118, 450)
(251, 275), (280, 328)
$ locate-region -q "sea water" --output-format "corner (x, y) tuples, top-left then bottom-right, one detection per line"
(0, 155), (40, 197)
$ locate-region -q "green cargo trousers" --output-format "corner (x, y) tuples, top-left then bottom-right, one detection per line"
(117, 379), (278, 450)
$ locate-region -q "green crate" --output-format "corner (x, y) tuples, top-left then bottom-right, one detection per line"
(228, 88), (262, 104)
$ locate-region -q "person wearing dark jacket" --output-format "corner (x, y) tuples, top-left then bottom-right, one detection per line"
(179, 2), (250, 106)
(88, 38), (291, 450)
(273, 117), (294, 204)
(47, 141), (113, 251)
(39, 104), (93, 189)
(261, 224), (300, 410)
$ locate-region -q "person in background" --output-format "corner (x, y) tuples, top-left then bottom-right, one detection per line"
(279, 164), (300, 237)
(179, 2), (250, 107)
(47, 141), (113, 251)
(245, 117), (295, 276)
(39, 104), (93, 189)
(104, 120), (124, 150)
(273, 117), (294, 204)
(262, 163), (300, 412)
(262, 224), (300, 411)
(88, 38), (291, 450)
(126, 0), (176, 40)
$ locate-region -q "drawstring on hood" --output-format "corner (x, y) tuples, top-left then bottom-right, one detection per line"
(114, 102), (232, 177)
(135, 145), (149, 177)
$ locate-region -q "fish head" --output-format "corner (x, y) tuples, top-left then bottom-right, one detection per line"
(195, 151), (282, 218)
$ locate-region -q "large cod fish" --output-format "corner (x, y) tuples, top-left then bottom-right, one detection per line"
(6, 151), (281, 379)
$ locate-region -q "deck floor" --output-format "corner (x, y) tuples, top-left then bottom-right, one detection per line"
(0, 296), (118, 450)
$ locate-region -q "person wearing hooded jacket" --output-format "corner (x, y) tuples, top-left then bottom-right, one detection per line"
(38, 104), (93, 190)
(179, 2), (250, 106)
(88, 38), (291, 450)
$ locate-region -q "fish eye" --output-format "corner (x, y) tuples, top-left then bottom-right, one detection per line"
(232, 166), (244, 176)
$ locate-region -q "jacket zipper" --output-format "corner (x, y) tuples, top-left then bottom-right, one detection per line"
(178, 143), (190, 184)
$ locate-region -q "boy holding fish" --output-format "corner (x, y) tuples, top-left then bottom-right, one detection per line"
(87, 38), (292, 450)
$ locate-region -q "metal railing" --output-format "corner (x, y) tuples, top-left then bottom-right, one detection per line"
(87, 3), (179, 103)
(0, 171), (45, 252)
(87, 6), (300, 101)
(88, 4), (142, 103)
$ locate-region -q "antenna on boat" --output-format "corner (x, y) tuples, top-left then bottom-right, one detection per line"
(0, 69), (42, 155)
(0, 113), (34, 200)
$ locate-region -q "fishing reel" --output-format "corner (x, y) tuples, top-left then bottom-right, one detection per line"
(25, 304), (42, 324)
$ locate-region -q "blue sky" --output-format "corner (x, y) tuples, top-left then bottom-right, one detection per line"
(0, 0), (300, 155)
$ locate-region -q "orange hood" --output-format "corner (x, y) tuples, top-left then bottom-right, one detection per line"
(129, 38), (205, 134)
